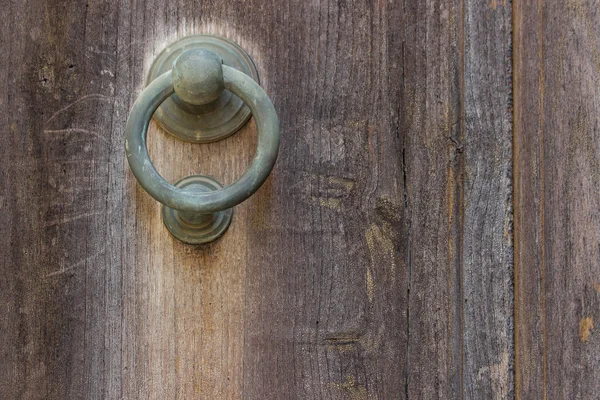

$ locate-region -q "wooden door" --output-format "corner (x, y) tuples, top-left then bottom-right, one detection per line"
(1, 0), (599, 399)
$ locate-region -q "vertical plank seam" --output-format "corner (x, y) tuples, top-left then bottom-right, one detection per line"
(400, 3), (411, 400)
(115, 1), (127, 396)
(537, 0), (547, 398)
(512, 0), (521, 397)
(458, 0), (466, 398)
(447, 0), (456, 398)
(81, 1), (93, 396)
(402, 145), (411, 400)
(105, 2), (121, 396)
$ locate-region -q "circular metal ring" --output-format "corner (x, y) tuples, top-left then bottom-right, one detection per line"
(125, 65), (280, 214)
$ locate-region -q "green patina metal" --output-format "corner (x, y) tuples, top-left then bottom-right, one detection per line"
(125, 39), (280, 244)
(146, 34), (260, 143)
(161, 175), (233, 244)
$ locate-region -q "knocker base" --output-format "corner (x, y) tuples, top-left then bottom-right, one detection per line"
(162, 175), (233, 244)
(147, 35), (260, 143)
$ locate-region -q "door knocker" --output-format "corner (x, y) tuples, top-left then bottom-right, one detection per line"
(125, 35), (280, 244)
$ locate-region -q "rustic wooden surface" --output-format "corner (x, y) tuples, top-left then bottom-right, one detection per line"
(402, 1), (513, 399)
(1, 0), (595, 399)
(514, 0), (600, 398)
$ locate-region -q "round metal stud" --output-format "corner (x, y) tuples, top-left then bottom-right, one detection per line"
(147, 34), (259, 143)
(172, 49), (225, 105)
(161, 175), (233, 244)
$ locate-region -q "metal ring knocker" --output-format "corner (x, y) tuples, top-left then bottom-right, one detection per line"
(125, 36), (280, 244)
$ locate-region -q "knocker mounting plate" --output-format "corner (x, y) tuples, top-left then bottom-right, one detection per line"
(162, 175), (233, 244)
(147, 34), (260, 143)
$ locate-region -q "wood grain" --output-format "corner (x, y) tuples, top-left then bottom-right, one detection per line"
(514, 0), (600, 398)
(0, 0), (512, 399)
(241, 1), (409, 398)
(403, 0), (513, 399)
(462, 1), (514, 398)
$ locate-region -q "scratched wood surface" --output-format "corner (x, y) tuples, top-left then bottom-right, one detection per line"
(514, 0), (600, 398)
(0, 0), (519, 399)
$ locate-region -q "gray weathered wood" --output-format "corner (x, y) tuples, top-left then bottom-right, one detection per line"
(402, 1), (513, 399)
(462, 1), (514, 398)
(514, 0), (600, 398)
(0, 0), (513, 399)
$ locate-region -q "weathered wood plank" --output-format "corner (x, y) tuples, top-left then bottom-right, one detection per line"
(515, 0), (600, 398)
(462, 1), (514, 398)
(513, 0), (545, 397)
(122, 3), (259, 398)
(240, 1), (408, 398)
(402, 0), (461, 397)
(0, 0), (123, 398)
